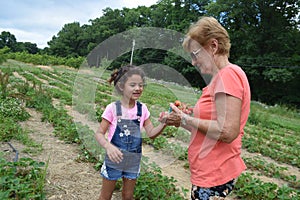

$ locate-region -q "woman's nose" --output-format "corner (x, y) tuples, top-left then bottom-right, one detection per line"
(192, 59), (197, 66)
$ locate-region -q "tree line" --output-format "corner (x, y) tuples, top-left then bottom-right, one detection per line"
(1, 0), (299, 108)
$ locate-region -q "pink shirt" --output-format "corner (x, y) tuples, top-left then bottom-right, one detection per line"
(189, 64), (251, 187)
(102, 101), (150, 141)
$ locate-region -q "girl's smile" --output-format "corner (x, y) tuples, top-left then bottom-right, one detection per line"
(121, 74), (144, 106)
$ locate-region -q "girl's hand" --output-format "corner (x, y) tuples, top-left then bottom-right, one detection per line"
(158, 111), (169, 124)
(106, 143), (123, 163)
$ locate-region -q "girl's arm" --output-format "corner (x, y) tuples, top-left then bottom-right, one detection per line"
(143, 118), (166, 139)
(94, 118), (123, 163)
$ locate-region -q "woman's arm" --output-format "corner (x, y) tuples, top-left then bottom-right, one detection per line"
(168, 93), (241, 143)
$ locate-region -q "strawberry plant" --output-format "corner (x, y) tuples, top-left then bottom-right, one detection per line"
(0, 157), (46, 199)
(0, 98), (30, 121)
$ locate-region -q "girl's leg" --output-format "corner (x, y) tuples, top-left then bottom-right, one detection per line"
(99, 178), (117, 200)
(121, 177), (137, 200)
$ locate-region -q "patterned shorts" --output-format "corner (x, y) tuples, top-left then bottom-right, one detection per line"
(191, 179), (235, 200)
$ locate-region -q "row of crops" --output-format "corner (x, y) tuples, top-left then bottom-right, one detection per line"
(0, 59), (299, 199)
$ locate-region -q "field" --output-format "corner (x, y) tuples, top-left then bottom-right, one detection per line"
(0, 59), (299, 200)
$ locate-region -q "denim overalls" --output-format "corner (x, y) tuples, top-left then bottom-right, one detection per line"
(101, 101), (143, 180)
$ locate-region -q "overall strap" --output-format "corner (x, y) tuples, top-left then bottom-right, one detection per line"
(136, 101), (142, 117)
(116, 100), (142, 118)
(115, 100), (122, 116)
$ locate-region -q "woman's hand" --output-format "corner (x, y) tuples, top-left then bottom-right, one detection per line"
(180, 102), (193, 115)
(165, 103), (184, 127)
(106, 143), (123, 163)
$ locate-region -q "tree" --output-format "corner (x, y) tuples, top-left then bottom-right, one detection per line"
(47, 22), (87, 57)
(205, 0), (300, 61)
(149, 0), (210, 32)
(0, 31), (17, 52)
(206, 0), (300, 107)
(16, 42), (39, 54)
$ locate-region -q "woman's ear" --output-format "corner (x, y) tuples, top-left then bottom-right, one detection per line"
(210, 39), (218, 54)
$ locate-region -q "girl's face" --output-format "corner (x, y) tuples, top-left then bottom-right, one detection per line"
(121, 74), (144, 101)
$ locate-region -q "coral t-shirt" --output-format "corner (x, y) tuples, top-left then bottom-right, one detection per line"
(101, 101), (150, 141)
(189, 64), (251, 187)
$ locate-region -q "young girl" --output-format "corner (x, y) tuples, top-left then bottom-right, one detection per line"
(95, 65), (166, 200)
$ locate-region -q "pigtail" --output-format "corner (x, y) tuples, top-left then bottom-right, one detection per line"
(107, 69), (119, 85)
(107, 66), (133, 86)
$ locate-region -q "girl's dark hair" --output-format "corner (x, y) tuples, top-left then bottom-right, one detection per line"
(108, 65), (145, 95)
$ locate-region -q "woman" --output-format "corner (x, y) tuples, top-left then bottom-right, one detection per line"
(165, 16), (251, 199)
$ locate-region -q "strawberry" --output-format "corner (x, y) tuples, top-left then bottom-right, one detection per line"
(174, 100), (181, 107)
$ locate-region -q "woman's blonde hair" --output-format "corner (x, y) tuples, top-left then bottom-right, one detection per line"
(182, 16), (231, 57)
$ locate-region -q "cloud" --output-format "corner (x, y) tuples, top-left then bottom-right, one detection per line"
(0, 28), (53, 48)
(0, 0), (158, 48)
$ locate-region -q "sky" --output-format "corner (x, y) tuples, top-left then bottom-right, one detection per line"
(0, 0), (158, 48)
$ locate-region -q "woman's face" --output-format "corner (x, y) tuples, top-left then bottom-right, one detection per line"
(189, 40), (216, 75)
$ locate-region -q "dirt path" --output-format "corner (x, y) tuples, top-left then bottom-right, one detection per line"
(17, 108), (104, 200)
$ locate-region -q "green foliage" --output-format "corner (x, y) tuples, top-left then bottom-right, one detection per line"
(244, 156), (300, 189)
(0, 47), (10, 64)
(76, 123), (105, 163)
(0, 31), (17, 52)
(163, 126), (179, 137)
(47, 22), (88, 57)
(135, 161), (186, 199)
(0, 31), (39, 53)
(0, 157), (46, 199)
(40, 103), (79, 143)
(0, 98), (30, 121)
(248, 102), (300, 132)
(0, 71), (10, 98)
(95, 104), (104, 122)
(206, 0), (300, 107)
(0, 116), (23, 142)
(26, 89), (52, 110)
(7, 51), (84, 68)
(144, 136), (168, 150)
(47, 87), (72, 105)
(27, 88), (79, 143)
(235, 173), (300, 200)
(243, 126), (300, 168)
